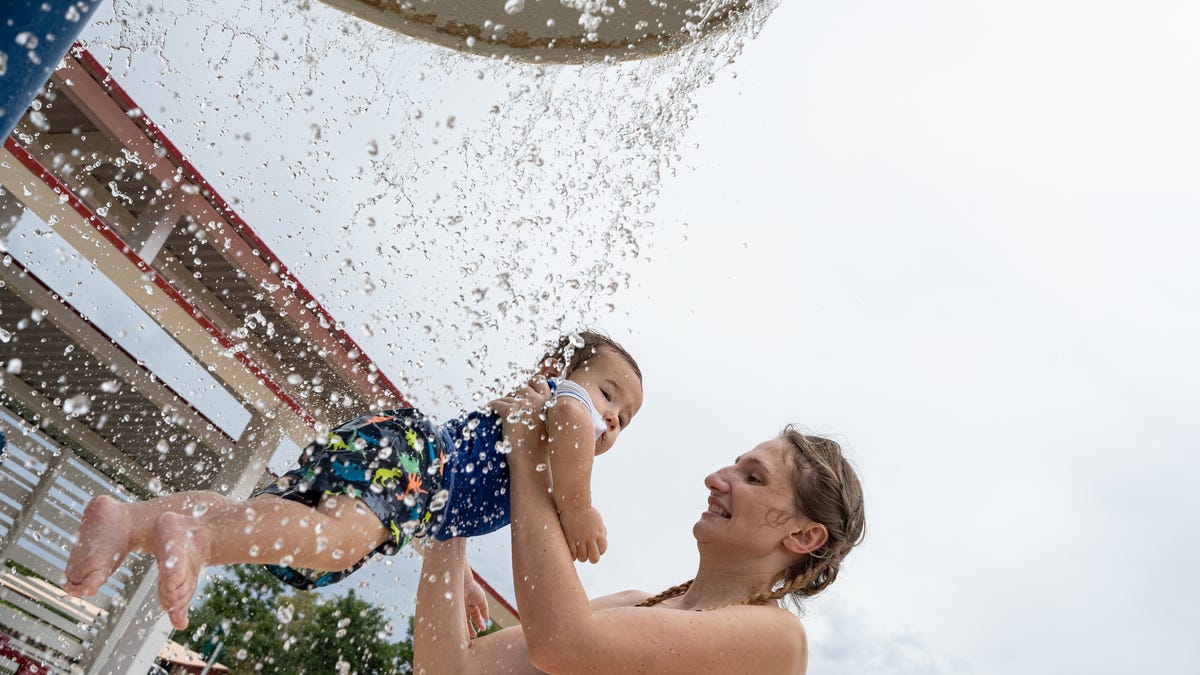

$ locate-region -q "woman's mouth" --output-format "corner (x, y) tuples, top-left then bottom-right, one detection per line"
(706, 498), (730, 519)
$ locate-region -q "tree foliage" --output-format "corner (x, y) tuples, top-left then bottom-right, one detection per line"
(178, 565), (412, 674)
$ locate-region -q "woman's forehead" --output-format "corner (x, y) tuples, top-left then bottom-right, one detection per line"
(738, 437), (793, 472)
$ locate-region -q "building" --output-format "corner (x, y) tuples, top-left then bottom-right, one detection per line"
(0, 45), (516, 674)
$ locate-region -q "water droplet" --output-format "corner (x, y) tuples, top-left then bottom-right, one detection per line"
(277, 603), (295, 624)
(63, 394), (91, 416)
(504, 0), (525, 14)
(15, 32), (38, 50)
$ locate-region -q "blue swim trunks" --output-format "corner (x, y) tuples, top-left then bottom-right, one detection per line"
(255, 408), (450, 589)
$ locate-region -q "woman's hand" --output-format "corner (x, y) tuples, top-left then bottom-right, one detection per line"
(494, 376), (552, 467)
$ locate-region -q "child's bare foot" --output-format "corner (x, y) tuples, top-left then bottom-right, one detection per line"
(150, 512), (209, 630)
(64, 495), (134, 597)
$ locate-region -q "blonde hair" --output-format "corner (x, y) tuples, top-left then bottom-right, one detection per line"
(639, 427), (865, 610)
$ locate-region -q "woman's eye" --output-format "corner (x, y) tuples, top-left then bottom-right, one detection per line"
(746, 474), (762, 484)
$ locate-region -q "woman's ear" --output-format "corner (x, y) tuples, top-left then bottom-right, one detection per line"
(783, 521), (828, 556)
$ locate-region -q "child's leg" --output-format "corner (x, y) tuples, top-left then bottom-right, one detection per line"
(65, 491), (388, 629)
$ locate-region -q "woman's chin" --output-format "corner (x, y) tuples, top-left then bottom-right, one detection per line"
(692, 515), (721, 540)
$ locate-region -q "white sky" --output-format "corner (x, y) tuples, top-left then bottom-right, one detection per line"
(61, 0), (1200, 672)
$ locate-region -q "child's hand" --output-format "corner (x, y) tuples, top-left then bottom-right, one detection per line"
(463, 571), (491, 637)
(558, 505), (608, 564)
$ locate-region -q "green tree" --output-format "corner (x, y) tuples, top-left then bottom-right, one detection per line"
(179, 566), (413, 674)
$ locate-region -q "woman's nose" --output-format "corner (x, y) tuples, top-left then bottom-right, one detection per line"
(704, 469), (730, 492)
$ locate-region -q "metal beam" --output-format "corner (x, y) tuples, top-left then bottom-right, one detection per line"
(0, 142), (297, 424)
(0, 263), (238, 454)
(0, 376), (159, 490)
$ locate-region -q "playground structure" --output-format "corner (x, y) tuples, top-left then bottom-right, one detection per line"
(0, 46), (517, 674)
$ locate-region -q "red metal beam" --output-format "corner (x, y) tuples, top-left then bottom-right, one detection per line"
(1, 256), (236, 445)
(72, 47), (408, 407)
(3, 136), (315, 427)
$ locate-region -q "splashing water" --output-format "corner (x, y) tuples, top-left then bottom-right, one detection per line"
(86, 0), (780, 413)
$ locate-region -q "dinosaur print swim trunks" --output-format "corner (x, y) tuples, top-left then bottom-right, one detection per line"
(255, 407), (450, 589)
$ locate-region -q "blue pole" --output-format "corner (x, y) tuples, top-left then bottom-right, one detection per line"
(1, 1), (104, 140)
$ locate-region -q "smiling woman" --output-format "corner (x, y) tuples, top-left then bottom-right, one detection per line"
(413, 380), (865, 674)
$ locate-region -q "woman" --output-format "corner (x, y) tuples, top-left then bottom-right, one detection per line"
(414, 378), (865, 674)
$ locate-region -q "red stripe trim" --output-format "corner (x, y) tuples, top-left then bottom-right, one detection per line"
(3, 136), (316, 427)
(71, 46), (407, 407)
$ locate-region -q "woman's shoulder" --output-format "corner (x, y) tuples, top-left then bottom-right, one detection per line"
(590, 589), (654, 610)
(716, 603), (809, 672)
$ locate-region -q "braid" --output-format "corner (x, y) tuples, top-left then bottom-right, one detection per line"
(743, 565), (828, 607)
(773, 427), (865, 609)
(635, 579), (693, 608)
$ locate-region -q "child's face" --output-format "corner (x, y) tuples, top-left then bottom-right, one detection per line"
(566, 347), (644, 456)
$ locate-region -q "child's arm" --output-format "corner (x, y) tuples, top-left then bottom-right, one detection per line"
(544, 396), (607, 564)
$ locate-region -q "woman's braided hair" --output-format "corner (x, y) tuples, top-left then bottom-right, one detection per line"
(638, 427), (865, 610)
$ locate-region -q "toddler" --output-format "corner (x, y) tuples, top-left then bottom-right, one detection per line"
(64, 331), (643, 630)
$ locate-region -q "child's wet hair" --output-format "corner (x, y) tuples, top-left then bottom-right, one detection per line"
(543, 330), (642, 383)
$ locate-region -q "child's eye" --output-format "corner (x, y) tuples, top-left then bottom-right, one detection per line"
(601, 388), (613, 401)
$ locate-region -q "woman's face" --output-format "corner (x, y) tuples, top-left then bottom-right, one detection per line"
(696, 436), (801, 552)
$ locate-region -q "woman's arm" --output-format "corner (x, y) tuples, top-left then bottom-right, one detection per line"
(503, 381), (810, 675)
(412, 538), (539, 675)
(411, 538), (647, 674)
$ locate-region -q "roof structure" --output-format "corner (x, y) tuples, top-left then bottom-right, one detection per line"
(0, 45), (517, 675)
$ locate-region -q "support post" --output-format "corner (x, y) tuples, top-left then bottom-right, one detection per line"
(82, 404), (288, 674)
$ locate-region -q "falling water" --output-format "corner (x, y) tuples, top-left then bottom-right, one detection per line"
(87, 0), (781, 414)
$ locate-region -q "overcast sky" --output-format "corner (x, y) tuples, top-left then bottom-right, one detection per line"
(56, 0), (1200, 672)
